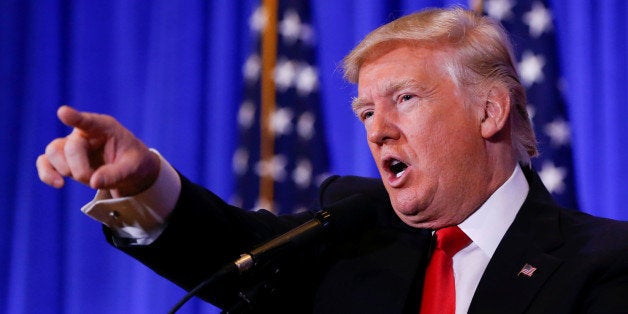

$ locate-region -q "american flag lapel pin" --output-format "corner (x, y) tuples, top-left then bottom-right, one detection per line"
(518, 263), (537, 277)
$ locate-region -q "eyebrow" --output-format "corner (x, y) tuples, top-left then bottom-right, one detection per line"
(351, 79), (423, 113)
(351, 97), (367, 114)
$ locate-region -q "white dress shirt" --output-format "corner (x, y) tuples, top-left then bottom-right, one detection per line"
(81, 150), (181, 244)
(454, 164), (529, 314)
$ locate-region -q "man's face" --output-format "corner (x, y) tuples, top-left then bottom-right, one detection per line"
(354, 45), (490, 229)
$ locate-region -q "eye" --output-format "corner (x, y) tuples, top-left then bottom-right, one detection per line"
(399, 94), (414, 102)
(360, 110), (374, 122)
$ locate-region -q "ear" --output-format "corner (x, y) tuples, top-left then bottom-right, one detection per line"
(480, 83), (511, 139)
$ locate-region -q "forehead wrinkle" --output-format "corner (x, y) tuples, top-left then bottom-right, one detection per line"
(383, 79), (420, 96)
(378, 78), (437, 101)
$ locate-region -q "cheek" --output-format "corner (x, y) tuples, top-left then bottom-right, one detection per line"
(404, 118), (482, 195)
(405, 122), (451, 163)
(414, 112), (479, 155)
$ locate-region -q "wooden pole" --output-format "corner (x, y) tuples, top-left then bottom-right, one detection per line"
(470, 0), (484, 14)
(260, 0), (278, 208)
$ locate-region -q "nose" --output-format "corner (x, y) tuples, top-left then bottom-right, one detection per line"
(367, 111), (400, 145)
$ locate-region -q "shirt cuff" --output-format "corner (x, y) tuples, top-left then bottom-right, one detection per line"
(81, 149), (182, 245)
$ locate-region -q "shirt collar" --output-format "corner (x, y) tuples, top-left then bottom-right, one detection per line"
(458, 164), (529, 258)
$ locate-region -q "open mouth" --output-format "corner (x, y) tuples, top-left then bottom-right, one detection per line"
(387, 159), (408, 178)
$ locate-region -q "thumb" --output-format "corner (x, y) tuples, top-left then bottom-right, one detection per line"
(89, 150), (160, 196)
(90, 163), (129, 190)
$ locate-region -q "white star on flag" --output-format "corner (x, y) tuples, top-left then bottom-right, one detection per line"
(270, 107), (294, 136)
(544, 118), (571, 146)
(486, 0), (515, 21)
(523, 1), (553, 38)
(297, 112), (315, 140)
(238, 100), (256, 129)
(243, 54), (261, 82)
(296, 64), (318, 95)
(518, 50), (546, 86)
(232, 147), (249, 175)
(249, 6), (267, 33)
(274, 59), (297, 91)
(280, 10), (302, 44)
(539, 161), (567, 194)
(293, 159), (313, 188)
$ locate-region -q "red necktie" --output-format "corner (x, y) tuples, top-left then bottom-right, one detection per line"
(420, 226), (471, 314)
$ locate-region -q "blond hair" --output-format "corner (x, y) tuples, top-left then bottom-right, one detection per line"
(343, 7), (538, 165)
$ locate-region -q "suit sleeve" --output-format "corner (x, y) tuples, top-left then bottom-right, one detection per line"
(103, 174), (315, 309)
(584, 239), (628, 312)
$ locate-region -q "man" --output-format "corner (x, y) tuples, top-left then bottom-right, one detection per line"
(37, 7), (628, 313)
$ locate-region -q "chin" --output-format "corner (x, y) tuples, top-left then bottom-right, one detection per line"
(391, 201), (424, 224)
(390, 194), (441, 228)
(389, 189), (426, 213)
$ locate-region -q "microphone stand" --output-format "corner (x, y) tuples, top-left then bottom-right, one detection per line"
(168, 217), (326, 314)
(167, 263), (238, 314)
(167, 193), (374, 313)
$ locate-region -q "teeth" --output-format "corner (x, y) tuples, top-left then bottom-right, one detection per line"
(388, 159), (408, 177)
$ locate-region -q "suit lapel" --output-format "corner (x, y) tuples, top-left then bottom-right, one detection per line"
(468, 168), (565, 314)
(467, 225), (562, 313)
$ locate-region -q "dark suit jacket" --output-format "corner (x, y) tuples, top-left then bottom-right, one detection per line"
(107, 167), (628, 313)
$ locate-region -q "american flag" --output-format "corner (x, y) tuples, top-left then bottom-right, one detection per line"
(232, 0), (330, 215)
(518, 263), (538, 277)
(484, 0), (579, 209)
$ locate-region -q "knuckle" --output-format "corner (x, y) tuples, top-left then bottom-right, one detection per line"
(45, 139), (64, 156)
(36, 155), (52, 171)
(35, 154), (45, 166)
(35, 155), (59, 185)
(35, 155), (47, 173)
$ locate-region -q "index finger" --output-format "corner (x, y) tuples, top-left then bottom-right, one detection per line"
(57, 105), (118, 137)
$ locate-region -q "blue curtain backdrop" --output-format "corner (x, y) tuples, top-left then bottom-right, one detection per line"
(1, 0), (626, 313)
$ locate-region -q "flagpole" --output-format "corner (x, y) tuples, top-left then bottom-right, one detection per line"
(260, 0), (278, 208)
(470, 0), (483, 14)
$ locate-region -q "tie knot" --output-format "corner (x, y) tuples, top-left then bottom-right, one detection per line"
(434, 226), (471, 257)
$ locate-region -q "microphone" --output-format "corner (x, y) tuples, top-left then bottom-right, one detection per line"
(168, 193), (377, 313)
(232, 193), (377, 274)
